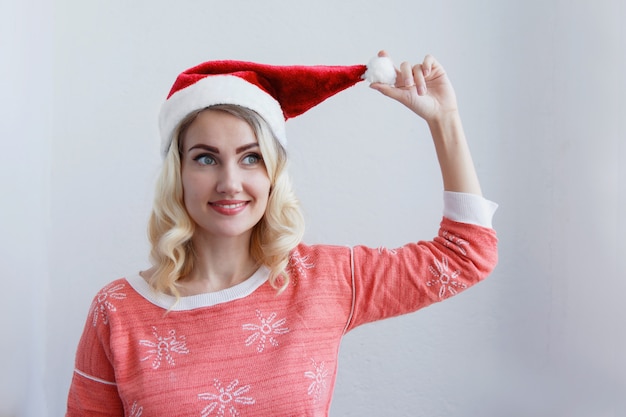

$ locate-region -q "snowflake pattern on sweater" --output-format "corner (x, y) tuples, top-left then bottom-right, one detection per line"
(67, 198), (498, 417)
(128, 401), (143, 417)
(287, 249), (315, 286)
(242, 310), (290, 353)
(304, 358), (330, 404)
(139, 326), (189, 369)
(90, 282), (127, 326)
(198, 379), (256, 417)
(427, 256), (466, 299)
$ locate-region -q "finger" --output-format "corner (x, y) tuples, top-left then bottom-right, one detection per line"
(413, 64), (427, 96)
(399, 61), (415, 89)
(422, 54), (436, 77)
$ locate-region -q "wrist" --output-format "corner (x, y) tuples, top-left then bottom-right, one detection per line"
(427, 109), (462, 132)
(427, 110), (463, 145)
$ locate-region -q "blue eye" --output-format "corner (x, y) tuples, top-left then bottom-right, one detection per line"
(242, 153), (262, 165)
(194, 154), (216, 165)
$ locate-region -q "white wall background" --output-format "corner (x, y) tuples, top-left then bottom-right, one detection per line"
(1, 0), (624, 416)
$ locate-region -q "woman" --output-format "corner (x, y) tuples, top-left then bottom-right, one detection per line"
(67, 51), (498, 416)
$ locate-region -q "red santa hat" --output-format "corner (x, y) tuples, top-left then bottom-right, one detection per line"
(159, 55), (396, 156)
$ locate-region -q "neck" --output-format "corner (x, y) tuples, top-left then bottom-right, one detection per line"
(182, 232), (259, 294)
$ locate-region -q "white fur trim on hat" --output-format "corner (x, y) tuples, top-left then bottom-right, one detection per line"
(363, 56), (396, 85)
(158, 75), (286, 156)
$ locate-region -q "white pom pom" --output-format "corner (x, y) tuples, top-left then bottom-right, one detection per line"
(363, 56), (396, 85)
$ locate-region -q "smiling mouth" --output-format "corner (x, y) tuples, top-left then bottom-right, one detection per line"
(211, 202), (247, 209)
(208, 201), (249, 215)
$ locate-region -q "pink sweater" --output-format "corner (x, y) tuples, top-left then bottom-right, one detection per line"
(67, 196), (498, 416)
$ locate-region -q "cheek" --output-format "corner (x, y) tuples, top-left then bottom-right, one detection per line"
(253, 176), (271, 201)
(244, 167), (271, 195)
(181, 172), (209, 204)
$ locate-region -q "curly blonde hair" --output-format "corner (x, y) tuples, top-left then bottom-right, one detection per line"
(147, 104), (304, 299)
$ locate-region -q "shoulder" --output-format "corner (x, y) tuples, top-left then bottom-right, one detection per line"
(89, 269), (157, 305)
(286, 243), (353, 286)
(90, 278), (131, 303)
(289, 242), (351, 265)
(87, 274), (154, 318)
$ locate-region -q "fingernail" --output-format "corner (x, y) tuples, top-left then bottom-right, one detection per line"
(417, 86), (427, 96)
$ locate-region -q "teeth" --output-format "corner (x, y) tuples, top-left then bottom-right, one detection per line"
(215, 202), (245, 209)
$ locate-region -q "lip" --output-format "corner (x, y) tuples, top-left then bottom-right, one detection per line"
(209, 200), (249, 216)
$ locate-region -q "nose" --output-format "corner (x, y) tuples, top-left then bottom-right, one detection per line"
(215, 164), (243, 195)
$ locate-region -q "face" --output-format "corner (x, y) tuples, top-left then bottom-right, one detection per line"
(180, 110), (271, 243)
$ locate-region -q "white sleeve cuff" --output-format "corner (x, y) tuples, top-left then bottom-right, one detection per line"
(443, 191), (498, 228)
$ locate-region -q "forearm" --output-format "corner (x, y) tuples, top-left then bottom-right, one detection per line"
(428, 111), (482, 196)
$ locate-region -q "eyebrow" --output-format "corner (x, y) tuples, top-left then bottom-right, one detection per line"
(187, 142), (259, 154)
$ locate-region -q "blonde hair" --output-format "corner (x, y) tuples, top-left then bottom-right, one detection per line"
(147, 104), (305, 299)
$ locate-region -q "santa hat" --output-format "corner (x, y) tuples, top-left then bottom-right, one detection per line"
(159, 55), (396, 156)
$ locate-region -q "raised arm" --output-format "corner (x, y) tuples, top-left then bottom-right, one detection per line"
(370, 51), (482, 196)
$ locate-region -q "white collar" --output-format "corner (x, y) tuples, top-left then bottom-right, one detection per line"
(125, 266), (269, 311)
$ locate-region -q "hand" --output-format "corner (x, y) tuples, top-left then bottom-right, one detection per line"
(370, 51), (458, 124)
